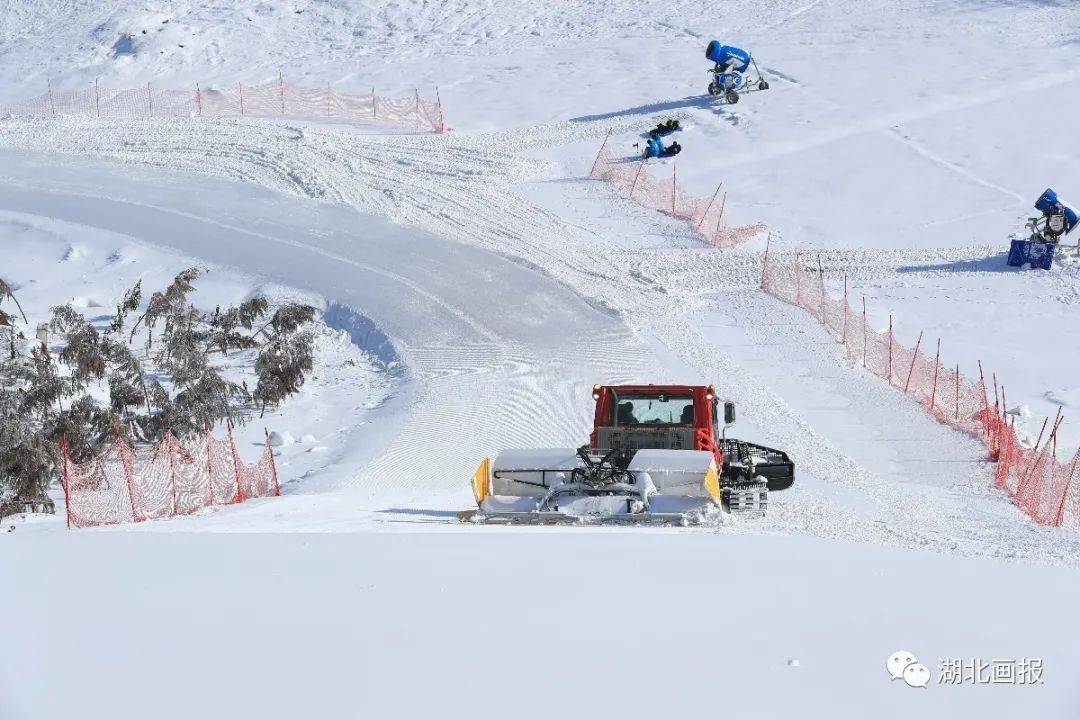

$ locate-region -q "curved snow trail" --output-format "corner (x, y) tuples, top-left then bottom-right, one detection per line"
(0, 119), (1075, 563)
(886, 126), (1027, 205)
(0, 152), (657, 515)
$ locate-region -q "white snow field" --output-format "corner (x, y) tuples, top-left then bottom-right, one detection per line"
(5, 1), (1080, 718)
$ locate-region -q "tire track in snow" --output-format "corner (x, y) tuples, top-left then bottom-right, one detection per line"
(886, 126), (1026, 205)
(1, 116), (1074, 561)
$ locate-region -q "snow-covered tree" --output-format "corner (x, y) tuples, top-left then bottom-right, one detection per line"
(1, 267), (319, 503)
(253, 303), (316, 417)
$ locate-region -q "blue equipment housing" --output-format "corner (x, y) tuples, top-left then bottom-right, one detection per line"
(1035, 188), (1079, 235)
(1007, 239), (1055, 270)
(706, 41), (751, 73)
(645, 137), (665, 158)
(705, 40), (767, 103)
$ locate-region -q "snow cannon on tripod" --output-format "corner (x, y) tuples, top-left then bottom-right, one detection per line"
(706, 40), (769, 104)
(1007, 188), (1078, 270)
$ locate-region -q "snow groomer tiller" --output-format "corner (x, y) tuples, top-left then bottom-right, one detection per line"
(1007, 188), (1079, 270)
(706, 40), (769, 104)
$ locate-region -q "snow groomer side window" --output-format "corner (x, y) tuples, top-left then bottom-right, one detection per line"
(613, 395), (695, 426)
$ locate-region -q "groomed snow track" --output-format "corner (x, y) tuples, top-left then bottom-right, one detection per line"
(0, 115), (1077, 564)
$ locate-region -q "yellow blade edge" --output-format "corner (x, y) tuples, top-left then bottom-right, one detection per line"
(703, 461), (721, 506)
(471, 457), (491, 507)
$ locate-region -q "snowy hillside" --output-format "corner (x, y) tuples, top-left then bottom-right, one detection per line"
(4, 1), (1080, 718)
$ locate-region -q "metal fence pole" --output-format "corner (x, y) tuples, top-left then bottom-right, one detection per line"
(929, 339), (941, 410)
(887, 315), (893, 384)
(589, 130), (611, 178)
(842, 275), (849, 344)
(862, 297), (867, 368)
(671, 162), (677, 215)
(629, 157), (646, 199)
(955, 363), (961, 420)
(759, 234), (770, 289)
(60, 436), (73, 528)
(697, 182), (722, 233)
(904, 331), (923, 393)
(278, 69), (286, 116)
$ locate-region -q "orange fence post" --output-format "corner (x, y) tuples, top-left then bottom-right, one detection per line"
(589, 130), (611, 178)
(977, 361), (988, 428)
(164, 431), (179, 517)
(759, 235), (770, 289)
(841, 275), (849, 344)
(929, 339), (941, 410)
(264, 428), (281, 497)
(903, 331), (923, 394)
(954, 363), (960, 420)
(671, 162), (677, 215)
(227, 421), (245, 503)
(887, 315), (894, 384)
(817, 255), (826, 324)
(435, 85), (445, 133)
(114, 422), (140, 523)
(861, 296), (867, 368)
(698, 183), (722, 232)
(278, 69), (286, 116)
(714, 191), (728, 237)
(795, 253), (802, 305)
(204, 423), (215, 507)
(1001, 386), (1008, 431)
(1055, 449), (1079, 526)
(60, 435), (73, 528)
(995, 381), (1005, 453)
(629, 157), (646, 199)
(1020, 415), (1048, 491)
(1019, 415), (1055, 498)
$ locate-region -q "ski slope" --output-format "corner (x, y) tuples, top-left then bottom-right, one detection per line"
(5, 1), (1080, 718)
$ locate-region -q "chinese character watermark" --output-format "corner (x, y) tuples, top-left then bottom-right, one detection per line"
(937, 657), (1044, 685)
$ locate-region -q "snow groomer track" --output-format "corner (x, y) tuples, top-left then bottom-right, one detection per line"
(0, 112), (1076, 563)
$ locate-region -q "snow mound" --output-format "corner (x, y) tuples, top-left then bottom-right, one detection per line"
(267, 430), (295, 447)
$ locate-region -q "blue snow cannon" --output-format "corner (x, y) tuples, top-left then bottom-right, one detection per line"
(1034, 188), (1078, 239)
(1006, 187), (1078, 270)
(706, 41), (751, 73)
(705, 41), (768, 103)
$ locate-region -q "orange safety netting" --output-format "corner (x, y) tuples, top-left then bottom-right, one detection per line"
(588, 133), (766, 247)
(760, 252), (1078, 527)
(2, 76), (446, 133)
(61, 427), (280, 528)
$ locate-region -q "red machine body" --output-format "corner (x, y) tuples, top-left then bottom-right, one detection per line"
(589, 384), (724, 465)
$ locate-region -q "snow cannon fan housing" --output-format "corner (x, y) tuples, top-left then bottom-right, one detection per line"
(706, 41), (751, 72)
(705, 41), (768, 103)
(1034, 188), (1078, 242)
